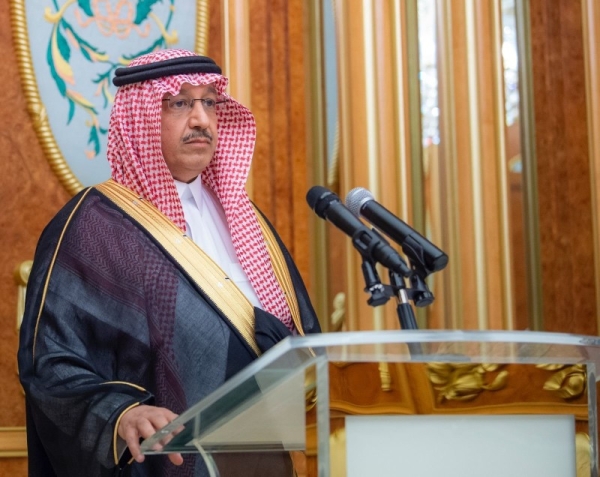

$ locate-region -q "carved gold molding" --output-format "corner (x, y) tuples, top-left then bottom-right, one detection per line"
(537, 364), (586, 400)
(427, 363), (508, 402)
(14, 260), (33, 331)
(9, 0), (209, 196)
(6, 263), (31, 460)
(6, 262), (32, 459)
(0, 427), (27, 458)
(305, 0), (334, 329)
(428, 362), (587, 403)
(195, 0), (209, 55)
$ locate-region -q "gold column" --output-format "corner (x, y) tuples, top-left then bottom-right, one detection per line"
(515, 0), (542, 330)
(306, 0), (330, 329)
(437, 0), (463, 329)
(465, 0), (488, 329)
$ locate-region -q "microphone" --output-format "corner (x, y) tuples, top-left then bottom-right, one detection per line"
(346, 187), (448, 275)
(306, 186), (410, 277)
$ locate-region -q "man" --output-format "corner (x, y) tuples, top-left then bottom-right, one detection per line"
(18, 49), (320, 476)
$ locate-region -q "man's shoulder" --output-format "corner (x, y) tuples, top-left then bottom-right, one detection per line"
(40, 186), (140, 244)
(49, 186), (109, 224)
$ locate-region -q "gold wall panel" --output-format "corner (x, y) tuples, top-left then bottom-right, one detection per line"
(308, 0), (600, 336)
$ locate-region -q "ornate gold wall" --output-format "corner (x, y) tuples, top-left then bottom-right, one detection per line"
(1, 0), (599, 474)
(307, 0), (600, 338)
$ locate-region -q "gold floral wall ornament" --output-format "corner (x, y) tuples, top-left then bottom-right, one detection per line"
(330, 292), (346, 331)
(427, 363), (508, 403)
(10, 0), (209, 195)
(537, 364), (586, 400)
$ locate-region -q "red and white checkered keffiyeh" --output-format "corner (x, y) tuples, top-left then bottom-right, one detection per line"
(107, 48), (293, 330)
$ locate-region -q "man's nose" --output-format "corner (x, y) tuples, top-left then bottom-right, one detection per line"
(188, 102), (211, 128)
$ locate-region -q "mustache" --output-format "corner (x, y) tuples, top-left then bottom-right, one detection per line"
(182, 129), (213, 143)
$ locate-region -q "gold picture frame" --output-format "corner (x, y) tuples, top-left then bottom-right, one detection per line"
(10, 0), (209, 195)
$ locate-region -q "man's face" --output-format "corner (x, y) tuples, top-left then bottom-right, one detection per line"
(161, 83), (219, 182)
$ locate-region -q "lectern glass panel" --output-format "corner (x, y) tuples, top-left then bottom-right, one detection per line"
(140, 331), (600, 476)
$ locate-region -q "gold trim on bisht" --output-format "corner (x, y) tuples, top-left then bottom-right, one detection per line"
(10, 0), (210, 195)
(95, 179), (261, 356)
(32, 189), (94, 361)
(254, 211), (304, 335)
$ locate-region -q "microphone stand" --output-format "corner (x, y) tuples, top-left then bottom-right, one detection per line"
(388, 270), (419, 330)
(357, 231), (437, 331)
(360, 259), (391, 307)
(355, 233), (444, 361)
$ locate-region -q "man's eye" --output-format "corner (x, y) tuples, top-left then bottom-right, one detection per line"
(171, 99), (189, 109)
(202, 99), (217, 108)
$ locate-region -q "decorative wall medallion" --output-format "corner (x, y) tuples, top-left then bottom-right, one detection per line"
(11, 0), (208, 194)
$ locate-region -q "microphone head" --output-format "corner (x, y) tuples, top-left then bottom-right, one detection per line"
(306, 185), (339, 219)
(345, 187), (374, 215)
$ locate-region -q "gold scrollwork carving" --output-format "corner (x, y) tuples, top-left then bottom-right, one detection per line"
(427, 363), (508, 403)
(14, 260), (33, 331)
(330, 292), (346, 331)
(537, 364), (586, 400)
(0, 427), (27, 458)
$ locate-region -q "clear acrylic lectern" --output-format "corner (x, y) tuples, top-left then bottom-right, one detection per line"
(141, 330), (600, 476)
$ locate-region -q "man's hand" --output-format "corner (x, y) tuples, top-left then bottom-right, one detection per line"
(118, 404), (183, 466)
